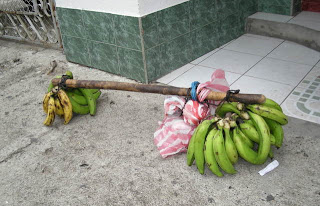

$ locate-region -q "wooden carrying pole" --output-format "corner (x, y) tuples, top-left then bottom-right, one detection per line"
(52, 78), (266, 104)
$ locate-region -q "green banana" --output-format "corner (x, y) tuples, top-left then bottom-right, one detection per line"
(66, 91), (87, 105)
(47, 75), (61, 92)
(65, 70), (73, 79)
(247, 104), (288, 125)
(268, 148), (274, 159)
(248, 111), (271, 165)
(239, 122), (259, 143)
(262, 98), (283, 112)
(224, 125), (238, 164)
(68, 95), (90, 114)
(204, 128), (223, 177)
(194, 120), (215, 174)
(244, 119), (254, 125)
(233, 128), (258, 164)
(212, 128), (237, 174)
(79, 88), (97, 115)
(270, 134), (276, 145)
(187, 127), (199, 166)
(264, 118), (284, 148)
(72, 88), (83, 96)
(237, 128), (254, 148)
(216, 103), (241, 118)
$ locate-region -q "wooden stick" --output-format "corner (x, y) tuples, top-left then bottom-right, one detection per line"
(51, 79), (266, 104)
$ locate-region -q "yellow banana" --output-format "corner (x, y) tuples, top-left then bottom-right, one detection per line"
(57, 89), (73, 124)
(43, 91), (53, 114)
(54, 98), (64, 117)
(43, 97), (56, 126)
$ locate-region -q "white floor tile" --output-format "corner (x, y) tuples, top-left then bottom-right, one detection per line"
(267, 41), (320, 66)
(168, 66), (241, 88)
(230, 75), (294, 103)
(219, 39), (235, 48)
(249, 12), (293, 23)
(156, 64), (195, 84)
(293, 11), (320, 22)
(198, 49), (263, 74)
(244, 33), (284, 42)
(190, 48), (220, 65)
(288, 18), (320, 31)
(316, 61), (320, 68)
(246, 57), (313, 86)
(224, 35), (283, 56)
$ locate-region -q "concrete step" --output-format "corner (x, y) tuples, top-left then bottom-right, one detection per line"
(246, 12), (320, 52)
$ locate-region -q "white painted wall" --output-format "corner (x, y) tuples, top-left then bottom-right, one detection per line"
(138, 0), (189, 16)
(55, 0), (189, 17)
(55, 0), (140, 17)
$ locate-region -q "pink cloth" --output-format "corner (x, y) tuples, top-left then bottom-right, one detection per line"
(154, 69), (230, 158)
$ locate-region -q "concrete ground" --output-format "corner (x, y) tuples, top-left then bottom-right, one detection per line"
(0, 39), (319, 206)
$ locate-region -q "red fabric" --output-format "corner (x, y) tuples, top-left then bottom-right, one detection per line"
(302, 0), (320, 12)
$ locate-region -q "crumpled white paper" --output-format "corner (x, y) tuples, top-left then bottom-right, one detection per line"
(259, 160), (279, 176)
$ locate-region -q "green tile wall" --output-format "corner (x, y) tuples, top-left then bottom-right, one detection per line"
(257, 0), (292, 15)
(57, 1), (264, 83)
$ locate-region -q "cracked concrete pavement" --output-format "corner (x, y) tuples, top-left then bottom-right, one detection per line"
(0, 39), (319, 206)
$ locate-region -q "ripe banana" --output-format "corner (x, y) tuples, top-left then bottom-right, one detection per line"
(212, 128), (237, 174)
(204, 128), (223, 177)
(264, 118), (284, 148)
(247, 104), (288, 125)
(194, 120), (215, 174)
(224, 124), (238, 164)
(239, 122), (259, 143)
(262, 98), (283, 112)
(233, 128), (258, 164)
(43, 97), (56, 126)
(54, 97), (64, 117)
(79, 88), (96, 116)
(248, 111), (271, 165)
(57, 89), (73, 124)
(216, 103), (241, 118)
(43, 91), (53, 113)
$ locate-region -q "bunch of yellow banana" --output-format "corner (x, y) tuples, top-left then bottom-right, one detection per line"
(187, 98), (288, 176)
(42, 86), (73, 126)
(43, 71), (102, 126)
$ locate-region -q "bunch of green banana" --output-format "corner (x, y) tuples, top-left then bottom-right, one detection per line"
(187, 117), (238, 176)
(47, 71), (102, 116)
(186, 97), (288, 176)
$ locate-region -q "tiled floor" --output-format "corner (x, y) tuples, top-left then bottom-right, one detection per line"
(157, 33), (320, 124)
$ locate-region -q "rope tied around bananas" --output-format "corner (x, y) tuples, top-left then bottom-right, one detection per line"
(58, 75), (71, 90)
(186, 81), (240, 105)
